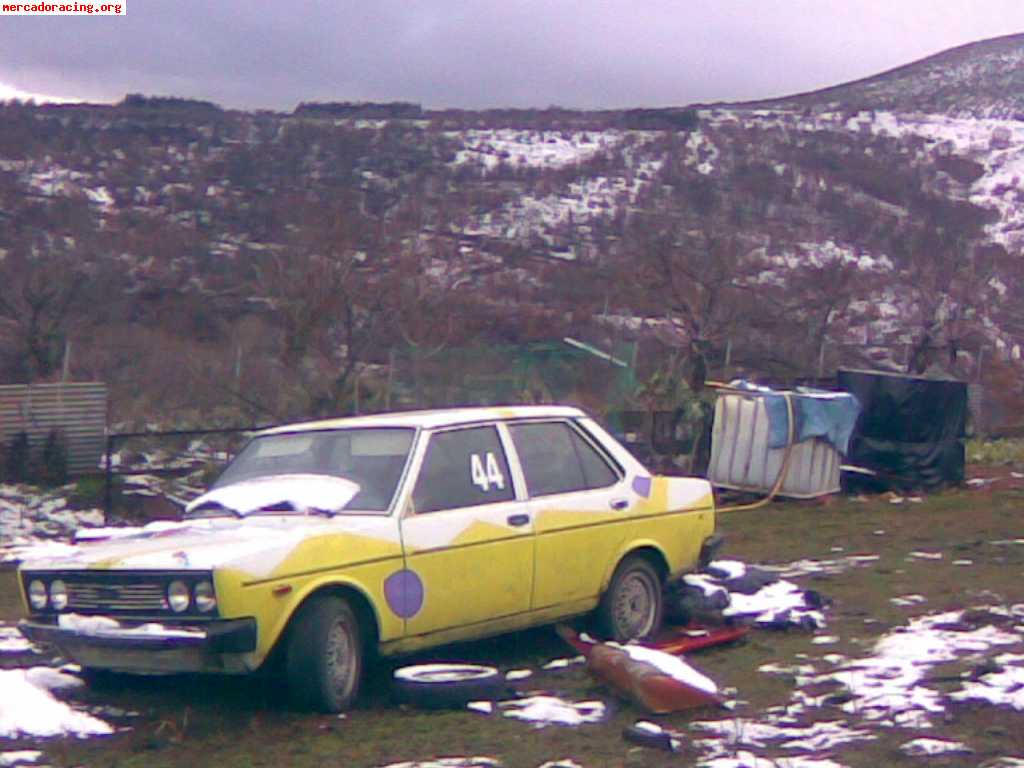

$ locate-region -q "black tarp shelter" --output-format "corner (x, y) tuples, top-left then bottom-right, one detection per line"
(837, 369), (967, 491)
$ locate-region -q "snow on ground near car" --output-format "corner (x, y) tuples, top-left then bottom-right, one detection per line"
(698, 753), (847, 768)
(692, 605), (1024, 765)
(0, 441), (224, 563)
(0, 485), (104, 563)
(374, 759), (583, 768)
(0, 666), (112, 738)
(951, 651), (1024, 710)
(497, 696), (606, 728)
(376, 759), (501, 768)
(899, 737), (972, 756)
(0, 752), (44, 767)
(0, 624), (35, 655)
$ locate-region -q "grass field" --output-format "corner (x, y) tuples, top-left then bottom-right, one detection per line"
(2, 476), (1023, 767)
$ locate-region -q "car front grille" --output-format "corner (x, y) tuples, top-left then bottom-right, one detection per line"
(21, 570), (215, 618)
(65, 579), (168, 612)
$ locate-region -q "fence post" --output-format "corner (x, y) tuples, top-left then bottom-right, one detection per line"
(386, 349), (395, 410)
(103, 434), (114, 525)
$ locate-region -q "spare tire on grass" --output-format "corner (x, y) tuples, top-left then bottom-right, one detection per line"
(393, 663), (505, 709)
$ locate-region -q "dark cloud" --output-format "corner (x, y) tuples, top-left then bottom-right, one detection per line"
(1, 0), (1023, 110)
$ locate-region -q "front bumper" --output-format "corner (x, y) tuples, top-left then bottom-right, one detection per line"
(19, 617), (257, 674)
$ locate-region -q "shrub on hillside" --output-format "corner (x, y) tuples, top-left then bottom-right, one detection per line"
(39, 429), (69, 487)
(4, 431), (30, 484)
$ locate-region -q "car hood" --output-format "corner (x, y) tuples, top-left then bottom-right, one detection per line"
(21, 477), (401, 576)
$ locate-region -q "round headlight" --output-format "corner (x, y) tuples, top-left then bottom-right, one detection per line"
(49, 580), (68, 611)
(28, 580), (48, 610)
(194, 581), (216, 613)
(167, 580), (190, 613)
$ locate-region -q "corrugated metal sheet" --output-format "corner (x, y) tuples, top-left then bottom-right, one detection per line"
(0, 383), (107, 476)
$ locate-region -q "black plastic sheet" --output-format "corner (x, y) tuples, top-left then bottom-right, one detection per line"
(837, 369), (967, 491)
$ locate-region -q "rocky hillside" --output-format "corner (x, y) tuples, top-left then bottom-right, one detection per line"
(2, 35), (1024, 425)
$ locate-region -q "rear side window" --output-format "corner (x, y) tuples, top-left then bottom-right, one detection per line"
(412, 426), (514, 513)
(509, 422), (618, 498)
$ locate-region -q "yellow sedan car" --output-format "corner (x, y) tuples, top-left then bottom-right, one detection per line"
(19, 405), (716, 711)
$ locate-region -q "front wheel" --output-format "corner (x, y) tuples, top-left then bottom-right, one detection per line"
(285, 596), (363, 712)
(596, 556), (663, 642)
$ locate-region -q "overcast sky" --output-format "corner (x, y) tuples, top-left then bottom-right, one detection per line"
(1, 1), (1023, 111)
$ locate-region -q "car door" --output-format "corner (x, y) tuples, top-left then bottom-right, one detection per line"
(507, 419), (630, 611)
(399, 424), (534, 637)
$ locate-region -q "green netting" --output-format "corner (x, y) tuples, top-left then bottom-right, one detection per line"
(390, 340), (637, 410)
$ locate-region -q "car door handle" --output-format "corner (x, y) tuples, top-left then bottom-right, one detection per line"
(610, 498), (629, 510)
(507, 513), (531, 527)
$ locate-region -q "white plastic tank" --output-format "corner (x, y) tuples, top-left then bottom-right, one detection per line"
(708, 392), (841, 498)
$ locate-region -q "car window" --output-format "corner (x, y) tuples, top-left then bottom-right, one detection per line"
(570, 427), (619, 488)
(509, 422), (618, 498)
(412, 426), (514, 513)
(212, 428), (414, 512)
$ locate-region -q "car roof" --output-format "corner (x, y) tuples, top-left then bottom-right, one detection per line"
(256, 405), (587, 436)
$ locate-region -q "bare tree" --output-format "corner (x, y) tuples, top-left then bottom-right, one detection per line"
(249, 201), (390, 418)
(0, 234), (90, 381)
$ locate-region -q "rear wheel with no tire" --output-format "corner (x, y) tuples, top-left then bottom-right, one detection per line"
(285, 596), (363, 712)
(596, 556), (663, 642)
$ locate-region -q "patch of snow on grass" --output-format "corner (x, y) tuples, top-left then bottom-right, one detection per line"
(24, 666), (84, 694)
(697, 749), (848, 767)
(900, 737), (972, 756)
(771, 555), (878, 579)
(0, 668), (112, 738)
(806, 609), (1021, 728)
(890, 594), (927, 607)
(0, 752), (43, 767)
(375, 758), (501, 768)
(692, 718), (874, 752)
(541, 655), (585, 670)
(951, 652), (1024, 711)
(0, 625), (35, 655)
(500, 696), (605, 728)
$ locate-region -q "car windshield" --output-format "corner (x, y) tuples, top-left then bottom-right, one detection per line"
(211, 427), (415, 513)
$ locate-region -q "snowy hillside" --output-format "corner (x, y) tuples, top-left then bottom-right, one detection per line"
(739, 33), (1024, 119)
(3, 34), (1024, 426)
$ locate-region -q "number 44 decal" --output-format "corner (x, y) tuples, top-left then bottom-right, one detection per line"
(470, 452), (506, 492)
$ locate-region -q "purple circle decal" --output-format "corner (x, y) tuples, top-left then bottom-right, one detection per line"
(384, 569), (425, 619)
(632, 475), (652, 498)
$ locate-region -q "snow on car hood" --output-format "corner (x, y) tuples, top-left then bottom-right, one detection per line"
(21, 476), (401, 576)
(184, 474), (360, 515)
